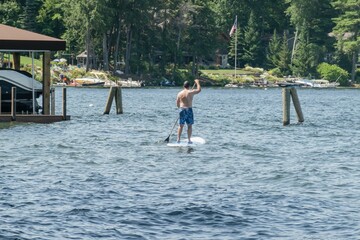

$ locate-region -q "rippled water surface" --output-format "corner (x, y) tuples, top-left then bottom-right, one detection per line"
(1, 87), (360, 239)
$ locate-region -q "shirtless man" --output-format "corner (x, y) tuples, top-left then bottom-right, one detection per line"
(176, 79), (201, 143)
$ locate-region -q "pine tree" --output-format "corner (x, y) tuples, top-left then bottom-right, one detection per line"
(22, 0), (41, 32)
(242, 11), (261, 67)
(267, 30), (282, 69)
(278, 31), (291, 76)
(291, 31), (318, 77)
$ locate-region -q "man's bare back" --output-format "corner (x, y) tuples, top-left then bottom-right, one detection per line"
(176, 80), (201, 108)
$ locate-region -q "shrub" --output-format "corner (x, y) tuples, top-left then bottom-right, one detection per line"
(244, 65), (264, 73)
(268, 67), (282, 77)
(317, 63), (349, 86)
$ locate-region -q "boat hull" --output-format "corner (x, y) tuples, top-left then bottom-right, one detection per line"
(0, 69), (42, 113)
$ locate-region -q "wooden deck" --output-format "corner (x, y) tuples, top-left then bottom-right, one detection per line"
(0, 114), (70, 123)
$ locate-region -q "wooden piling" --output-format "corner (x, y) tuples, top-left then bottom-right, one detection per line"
(290, 88), (304, 123)
(282, 88), (290, 126)
(51, 87), (55, 115)
(62, 87), (67, 120)
(104, 86), (123, 114)
(104, 87), (116, 114)
(115, 87), (123, 114)
(11, 87), (16, 121)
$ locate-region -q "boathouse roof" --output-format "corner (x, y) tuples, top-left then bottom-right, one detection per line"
(0, 24), (66, 51)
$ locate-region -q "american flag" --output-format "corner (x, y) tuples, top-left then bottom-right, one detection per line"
(229, 16), (237, 37)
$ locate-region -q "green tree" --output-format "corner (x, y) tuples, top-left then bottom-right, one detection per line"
(267, 30), (282, 69)
(332, 0), (360, 82)
(22, 0), (42, 32)
(317, 62), (349, 86)
(37, 0), (65, 38)
(278, 31), (291, 76)
(291, 31), (319, 77)
(0, 0), (22, 27)
(286, 0), (335, 76)
(186, 0), (219, 76)
(242, 11), (262, 67)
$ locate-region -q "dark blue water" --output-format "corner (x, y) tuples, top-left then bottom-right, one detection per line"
(1, 87), (360, 239)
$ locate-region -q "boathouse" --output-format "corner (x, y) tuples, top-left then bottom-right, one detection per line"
(0, 24), (69, 123)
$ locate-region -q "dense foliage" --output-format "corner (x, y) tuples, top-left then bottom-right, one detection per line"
(0, 0), (359, 84)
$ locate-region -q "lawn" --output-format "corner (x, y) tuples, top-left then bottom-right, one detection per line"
(2, 53), (43, 67)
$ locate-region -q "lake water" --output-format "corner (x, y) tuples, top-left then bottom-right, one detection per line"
(1, 87), (360, 239)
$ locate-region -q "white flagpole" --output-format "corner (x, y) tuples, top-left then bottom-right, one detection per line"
(233, 15), (237, 79)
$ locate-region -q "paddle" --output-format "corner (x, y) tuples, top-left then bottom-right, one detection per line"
(164, 116), (179, 143)
(164, 82), (197, 143)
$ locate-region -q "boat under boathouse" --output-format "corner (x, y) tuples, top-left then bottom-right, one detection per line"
(0, 24), (70, 123)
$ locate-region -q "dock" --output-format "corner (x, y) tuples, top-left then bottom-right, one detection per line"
(0, 24), (70, 124)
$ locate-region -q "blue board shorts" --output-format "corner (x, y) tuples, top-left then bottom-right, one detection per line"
(179, 108), (194, 125)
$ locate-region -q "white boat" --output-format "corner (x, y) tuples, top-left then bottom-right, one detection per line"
(295, 79), (313, 87)
(73, 72), (105, 87)
(118, 78), (142, 88)
(73, 71), (120, 87)
(311, 79), (339, 88)
(224, 83), (241, 88)
(0, 69), (42, 113)
(295, 79), (339, 88)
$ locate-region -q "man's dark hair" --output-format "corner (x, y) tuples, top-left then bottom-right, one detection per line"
(183, 81), (190, 89)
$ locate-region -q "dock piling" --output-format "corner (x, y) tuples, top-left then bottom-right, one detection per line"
(11, 87), (16, 121)
(290, 88), (304, 123)
(51, 87), (55, 115)
(62, 87), (67, 120)
(104, 86), (123, 114)
(115, 87), (123, 114)
(282, 88), (290, 126)
(282, 87), (304, 126)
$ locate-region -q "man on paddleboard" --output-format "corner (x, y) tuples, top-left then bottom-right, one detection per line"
(176, 79), (201, 143)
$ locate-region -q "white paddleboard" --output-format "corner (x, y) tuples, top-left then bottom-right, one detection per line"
(167, 137), (206, 147)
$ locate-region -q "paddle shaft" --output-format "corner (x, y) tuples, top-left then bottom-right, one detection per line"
(164, 116), (179, 142)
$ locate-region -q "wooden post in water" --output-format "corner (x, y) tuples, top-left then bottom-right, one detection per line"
(115, 87), (123, 114)
(62, 87), (67, 120)
(290, 88), (304, 123)
(51, 87), (55, 115)
(104, 87), (116, 114)
(282, 86), (304, 125)
(11, 87), (16, 121)
(282, 88), (290, 126)
(104, 86), (123, 114)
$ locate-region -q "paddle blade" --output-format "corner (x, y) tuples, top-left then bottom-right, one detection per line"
(164, 135), (170, 143)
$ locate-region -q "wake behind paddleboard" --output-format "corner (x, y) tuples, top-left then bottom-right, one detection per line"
(167, 137), (206, 147)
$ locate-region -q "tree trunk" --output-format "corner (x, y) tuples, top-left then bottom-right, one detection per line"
(351, 51), (357, 83)
(103, 32), (109, 71)
(125, 24), (132, 74)
(114, 17), (122, 74)
(86, 27), (90, 72)
(291, 29), (298, 64)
